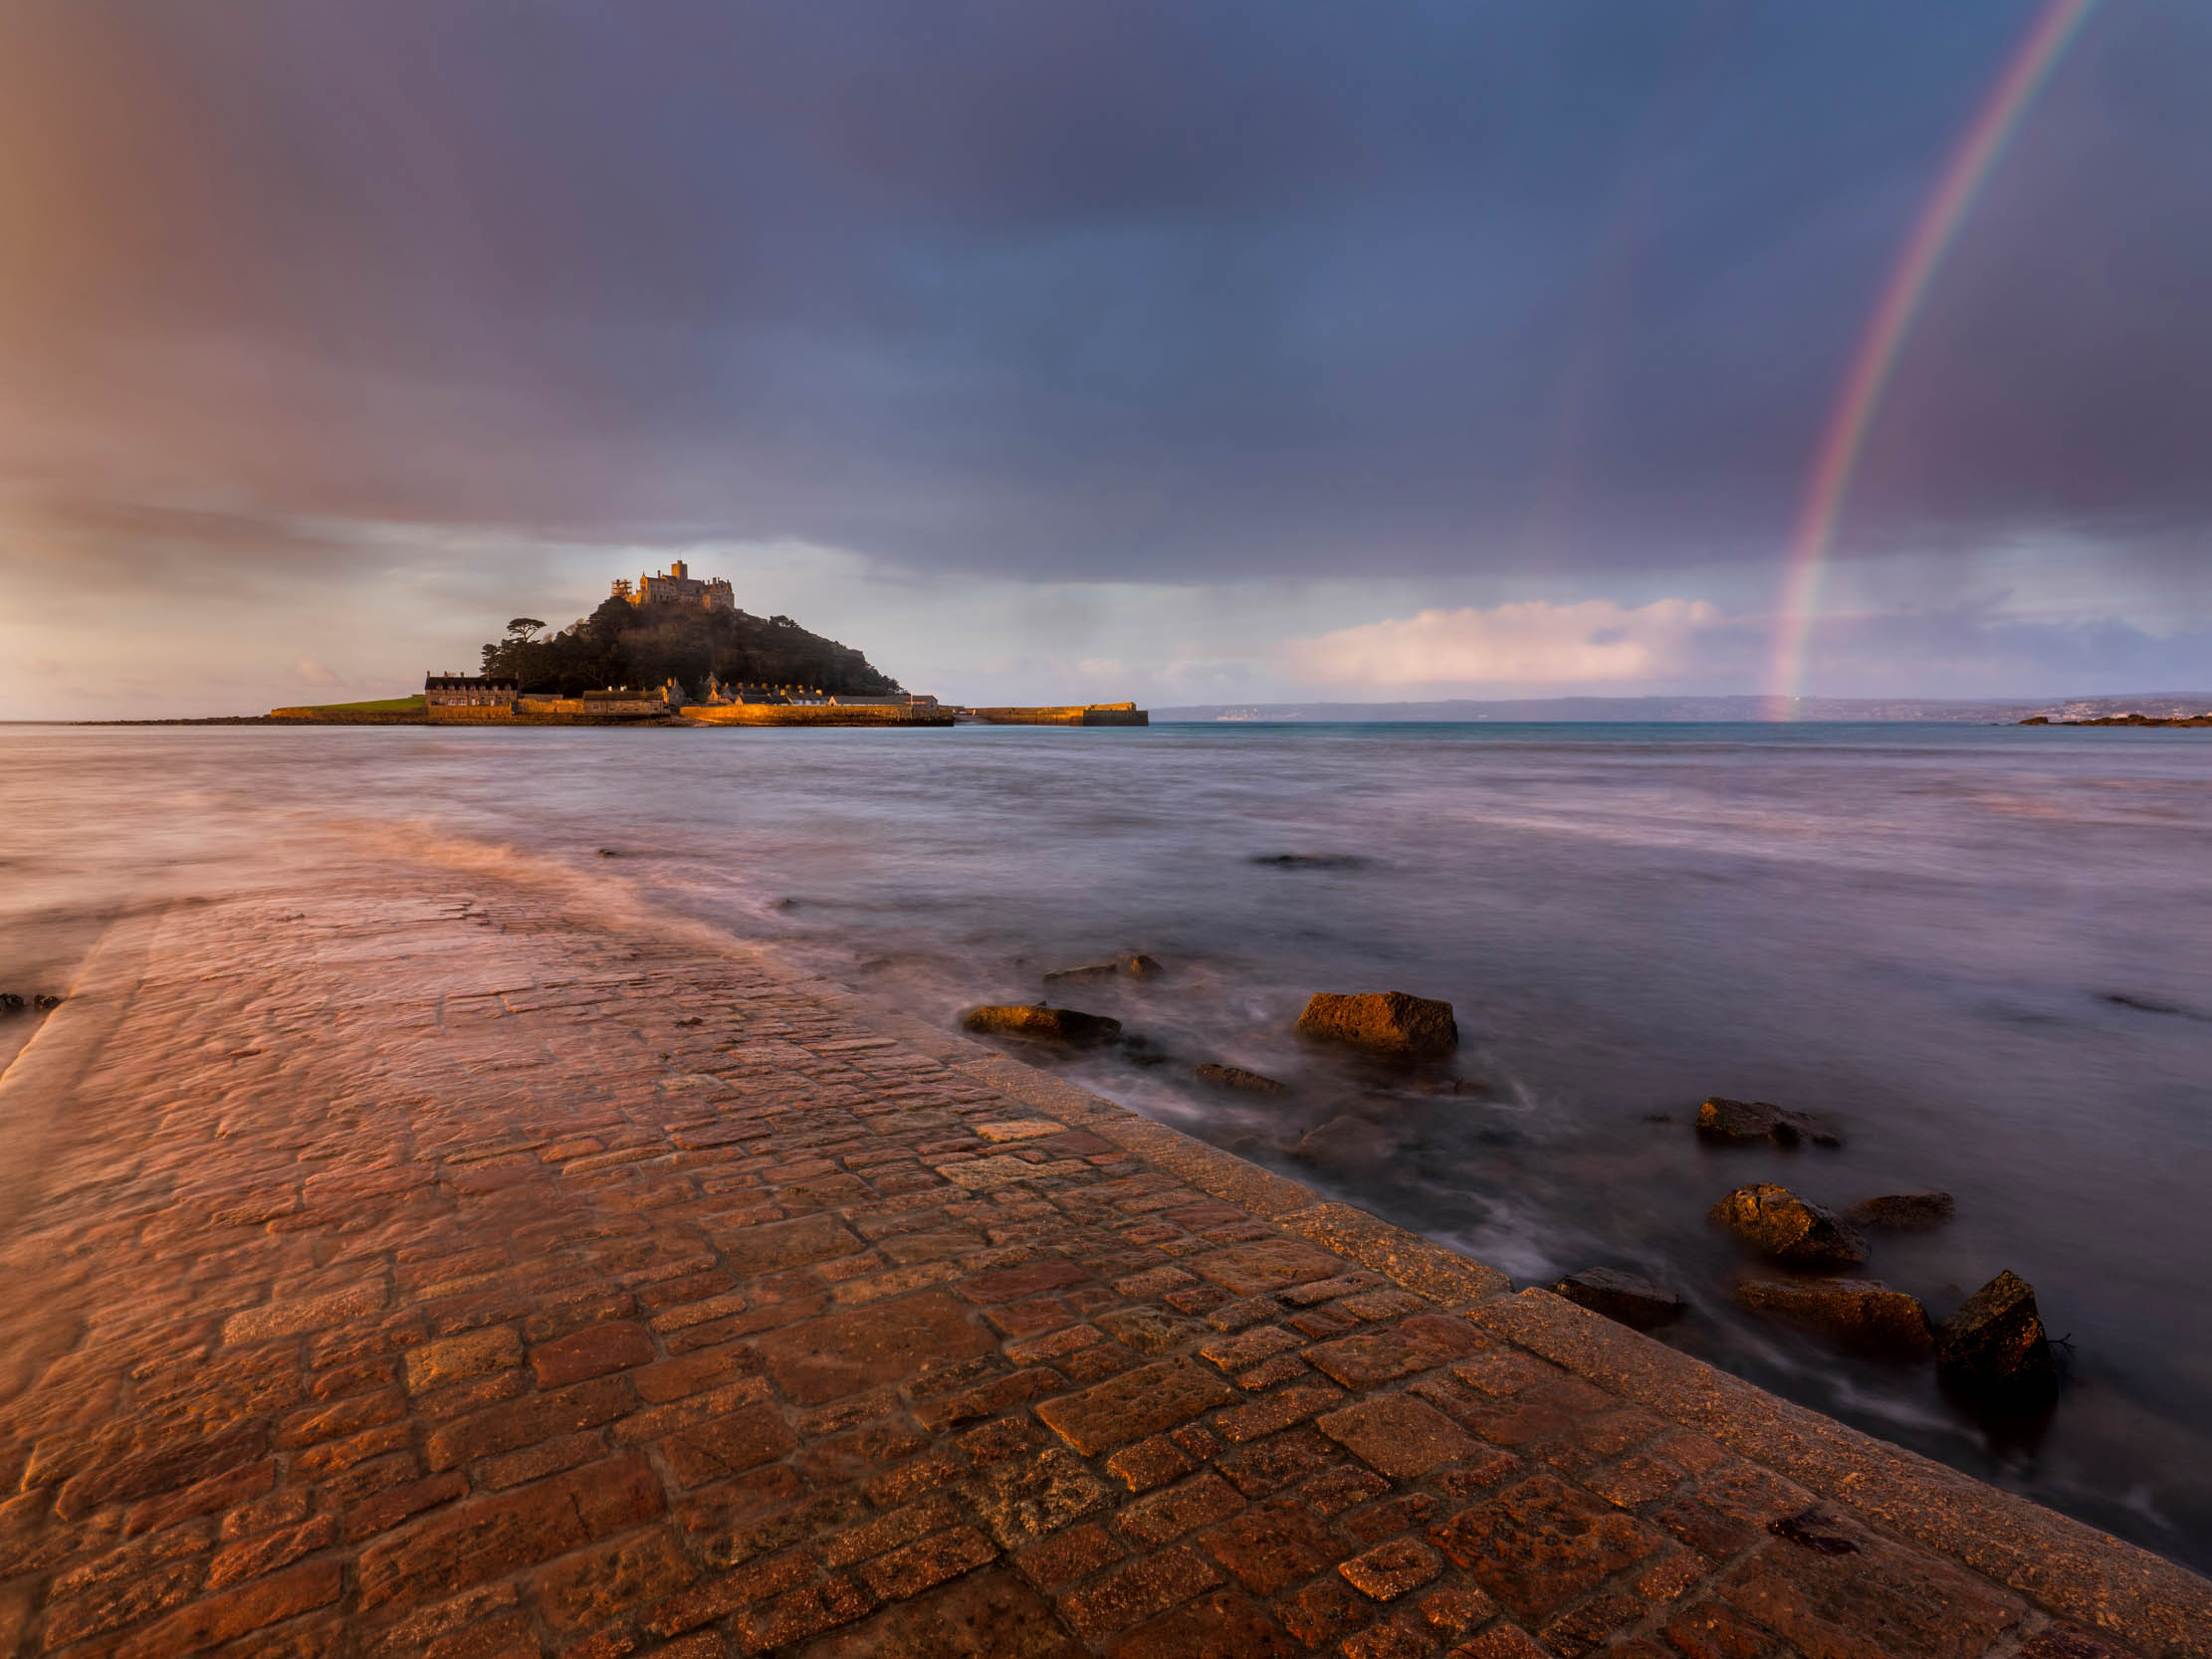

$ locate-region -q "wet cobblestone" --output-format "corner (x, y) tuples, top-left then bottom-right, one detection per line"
(0, 884), (2202, 1657)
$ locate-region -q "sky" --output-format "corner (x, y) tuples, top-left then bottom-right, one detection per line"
(4, 0), (2210, 718)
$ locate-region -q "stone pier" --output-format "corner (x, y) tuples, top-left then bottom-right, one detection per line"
(0, 874), (2204, 1657)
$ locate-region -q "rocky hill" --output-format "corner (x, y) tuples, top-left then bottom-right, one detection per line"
(481, 597), (900, 698)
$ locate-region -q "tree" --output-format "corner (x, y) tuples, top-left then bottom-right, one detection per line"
(476, 596), (901, 697)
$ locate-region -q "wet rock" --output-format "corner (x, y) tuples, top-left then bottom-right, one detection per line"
(1295, 991), (1457, 1057)
(1290, 1114), (1397, 1170)
(961, 1004), (1123, 1045)
(1044, 954), (1163, 985)
(1843, 1190), (1955, 1231)
(1251, 853), (1367, 869)
(1735, 1279), (1933, 1358)
(0, 993), (23, 1014)
(596, 847), (620, 857)
(1695, 1097), (1844, 1148)
(1194, 1063), (1292, 1098)
(1553, 1268), (1684, 1331)
(33, 994), (62, 1011)
(1708, 1184), (1869, 1268)
(1935, 1270), (2055, 1389)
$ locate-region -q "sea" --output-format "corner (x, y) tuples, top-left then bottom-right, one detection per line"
(4, 721), (2209, 1569)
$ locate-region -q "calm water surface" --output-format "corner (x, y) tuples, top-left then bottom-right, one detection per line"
(4, 722), (2209, 1568)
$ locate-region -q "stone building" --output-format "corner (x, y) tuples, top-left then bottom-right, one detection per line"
(610, 560), (736, 612)
(424, 673), (518, 711)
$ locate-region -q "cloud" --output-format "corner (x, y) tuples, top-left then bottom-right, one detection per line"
(294, 659), (339, 685)
(1283, 599), (1724, 691)
(4, 2), (2210, 592)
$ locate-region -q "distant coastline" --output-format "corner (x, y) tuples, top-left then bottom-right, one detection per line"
(1153, 692), (2212, 724)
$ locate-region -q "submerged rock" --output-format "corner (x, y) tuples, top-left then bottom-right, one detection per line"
(1736, 1279), (1933, 1358)
(1708, 1184), (1870, 1268)
(961, 1004), (1123, 1044)
(1290, 1114), (1397, 1171)
(1251, 853), (1368, 869)
(1553, 1268), (1684, 1331)
(1194, 1062), (1292, 1097)
(1935, 1270), (2055, 1389)
(1044, 954), (1164, 985)
(1295, 991), (1457, 1057)
(1843, 1190), (1955, 1231)
(1695, 1097), (1844, 1148)
(33, 994), (62, 1011)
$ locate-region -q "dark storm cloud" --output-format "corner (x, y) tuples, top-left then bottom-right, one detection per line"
(4, 0), (2209, 581)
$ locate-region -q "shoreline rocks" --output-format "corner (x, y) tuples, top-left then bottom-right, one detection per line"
(1936, 1270), (2055, 1390)
(1843, 1190), (1955, 1231)
(1193, 1062), (1292, 1097)
(1696, 1097), (1844, 1148)
(1045, 954), (1163, 985)
(1554, 1268), (1684, 1331)
(1736, 1279), (1933, 1359)
(1709, 1183), (1870, 1268)
(961, 1004), (1122, 1044)
(1295, 991), (1457, 1057)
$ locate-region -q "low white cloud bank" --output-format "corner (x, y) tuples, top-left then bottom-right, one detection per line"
(1283, 598), (1723, 689)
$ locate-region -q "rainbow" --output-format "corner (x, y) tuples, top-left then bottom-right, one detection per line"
(1767, 0), (2100, 714)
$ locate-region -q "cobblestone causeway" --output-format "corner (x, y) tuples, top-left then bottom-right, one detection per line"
(1, 879), (2206, 1658)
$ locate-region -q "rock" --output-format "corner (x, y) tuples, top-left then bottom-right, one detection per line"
(1251, 853), (1367, 869)
(1290, 1114), (1397, 1170)
(1553, 1268), (1684, 1331)
(1935, 1270), (2055, 1389)
(1695, 1097), (1844, 1148)
(596, 847), (619, 857)
(1708, 1184), (1869, 1268)
(1044, 954), (1163, 985)
(0, 993), (23, 1014)
(1735, 1279), (1933, 1358)
(1295, 991), (1457, 1057)
(1194, 1063), (1292, 1097)
(1843, 1190), (1955, 1231)
(961, 1004), (1123, 1044)
(33, 994), (62, 1011)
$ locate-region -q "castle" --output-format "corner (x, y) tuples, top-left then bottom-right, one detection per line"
(610, 559), (735, 613)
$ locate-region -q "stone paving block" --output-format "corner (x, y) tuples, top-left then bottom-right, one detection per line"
(1189, 1239), (1348, 1296)
(406, 1326), (526, 1394)
(1195, 1497), (1340, 1594)
(1318, 1394), (1485, 1479)
(1304, 1313), (1490, 1389)
(528, 1320), (653, 1388)
(1036, 1358), (1236, 1456)
(1340, 1536), (1444, 1601)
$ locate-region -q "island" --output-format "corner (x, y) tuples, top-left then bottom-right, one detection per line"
(269, 562), (1147, 726)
